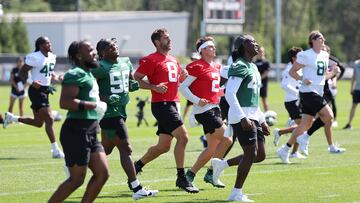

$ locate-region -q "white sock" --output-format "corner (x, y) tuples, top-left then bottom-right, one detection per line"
(224, 160), (230, 168)
(232, 187), (243, 194)
(12, 115), (19, 122)
(51, 142), (59, 150)
(130, 179), (141, 189)
(284, 145), (291, 151)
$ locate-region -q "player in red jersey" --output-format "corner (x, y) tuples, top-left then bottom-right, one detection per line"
(133, 28), (198, 193)
(179, 36), (232, 189)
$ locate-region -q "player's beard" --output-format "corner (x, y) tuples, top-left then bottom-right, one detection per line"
(85, 60), (99, 69)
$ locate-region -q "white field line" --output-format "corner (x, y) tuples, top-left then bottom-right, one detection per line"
(1, 163), (359, 196)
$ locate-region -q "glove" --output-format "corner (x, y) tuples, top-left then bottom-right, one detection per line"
(108, 94), (121, 105)
(129, 79), (139, 92)
(95, 101), (107, 120)
(45, 85), (57, 94)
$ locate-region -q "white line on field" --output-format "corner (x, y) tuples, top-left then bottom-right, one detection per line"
(1, 163), (359, 196)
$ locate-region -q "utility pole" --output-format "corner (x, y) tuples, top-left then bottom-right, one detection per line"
(275, 0), (282, 81)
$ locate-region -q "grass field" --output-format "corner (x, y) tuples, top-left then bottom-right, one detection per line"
(0, 81), (359, 203)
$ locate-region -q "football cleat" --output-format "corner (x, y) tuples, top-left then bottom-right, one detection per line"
(296, 133), (310, 156)
(176, 175), (199, 193)
(277, 146), (290, 164)
(132, 187), (158, 200)
(273, 128), (281, 146)
(228, 192), (254, 202)
(203, 168), (225, 188)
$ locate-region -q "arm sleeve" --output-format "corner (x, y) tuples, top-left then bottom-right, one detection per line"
(225, 76), (246, 123)
(281, 74), (299, 96)
(179, 75), (201, 104)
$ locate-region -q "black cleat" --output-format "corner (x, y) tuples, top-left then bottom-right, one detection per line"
(342, 124), (352, 130)
(176, 175), (199, 193)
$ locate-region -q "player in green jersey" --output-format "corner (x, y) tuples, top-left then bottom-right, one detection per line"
(93, 38), (158, 200)
(222, 35), (270, 202)
(48, 40), (108, 203)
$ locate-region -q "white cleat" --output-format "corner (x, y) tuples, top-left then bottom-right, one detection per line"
(277, 146), (290, 164)
(52, 149), (65, 159)
(3, 112), (15, 128)
(273, 128), (280, 146)
(212, 158), (228, 184)
(228, 193), (255, 202)
(296, 133), (310, 156)
(328, 145), (346, 154)
(132, 187), (159, 200)
(290, 151), (307, 159)
(332, 121), (338, 128)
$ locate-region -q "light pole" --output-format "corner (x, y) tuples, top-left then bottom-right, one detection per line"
(77, 0), (81, 40)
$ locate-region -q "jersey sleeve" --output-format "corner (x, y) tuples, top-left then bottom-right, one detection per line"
(228, 64), (249, 79)
(296, 51), (307, 66)
(25, 53), (38, 67)
(136, 57), (155, 77)
(186, 62), (202, 78)
(62, 68), (87, 87)
(125, 57), (134, 73)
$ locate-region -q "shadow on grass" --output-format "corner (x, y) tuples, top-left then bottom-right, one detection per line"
(0, 157), (18, 160)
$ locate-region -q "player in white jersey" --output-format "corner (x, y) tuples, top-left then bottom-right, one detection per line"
(3, 36), (64, 158)
(277, 31), (340, 164)
(273, 47), (306, 158)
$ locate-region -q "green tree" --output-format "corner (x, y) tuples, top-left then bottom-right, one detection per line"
(0, 16), (15, 53)
(11, 16), (29, 53)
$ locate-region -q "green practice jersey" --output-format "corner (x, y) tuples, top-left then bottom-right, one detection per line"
(92, 57), (133, 118)
(228, 58), (262, 107)
(62, 67), (99, 120)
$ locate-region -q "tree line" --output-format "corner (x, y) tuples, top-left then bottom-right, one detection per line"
(1, 0), (359, 62)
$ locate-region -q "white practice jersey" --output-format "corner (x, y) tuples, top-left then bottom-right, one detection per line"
(297, 49), (329, 96)
(25, 51), (56, 86)
(281, 62), (302, 102)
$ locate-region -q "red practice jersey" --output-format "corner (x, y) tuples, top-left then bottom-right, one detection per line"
(186, 59), (221, 104)
(136, 52), (181, 102)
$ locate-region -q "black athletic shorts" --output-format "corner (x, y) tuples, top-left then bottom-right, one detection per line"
(100, 116), (128, 140)
(219, 96), (229, 121)
(195, 107), (223, 135)
(231, 120), (265, 146)
(284, 100), (301, 120)
(300, 92), (327, 116)
(353, 90), (360, 103)
(260, 81), (268, 97)
(28, 86), (50, 111)
(151, 102), (183, 136)
(60, 119), (104, 167)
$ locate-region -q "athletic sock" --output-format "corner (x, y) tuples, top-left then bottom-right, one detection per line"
(177, 168), (185, 176)
(51, 142), (59, 151)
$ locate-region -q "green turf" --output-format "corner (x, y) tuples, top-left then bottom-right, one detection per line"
(0, 80), (359, 202)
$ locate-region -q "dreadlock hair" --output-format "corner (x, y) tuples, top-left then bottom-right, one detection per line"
(34, 36), (48, 52)
(151, 28), (168, 46)
(231, 35), (248, 61)
(67, 40), (87, 66)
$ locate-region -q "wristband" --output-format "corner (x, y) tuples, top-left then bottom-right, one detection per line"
(78, 100), (85, 110)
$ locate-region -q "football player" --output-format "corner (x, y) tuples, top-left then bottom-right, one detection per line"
(48, 40), (108, 203)
(133, 28), (198, 193)
(3, 36), (64, 158)
(179, 36), (232, 189)
(277, 31), (343, 164)
(223, 34), (270, 202)
(92, 38), (158, 200)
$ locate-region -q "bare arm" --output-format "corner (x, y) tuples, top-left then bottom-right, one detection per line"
(19, 64), (32, 83)
(10, 71), (18, 91)
(60, 85), (96, 111)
